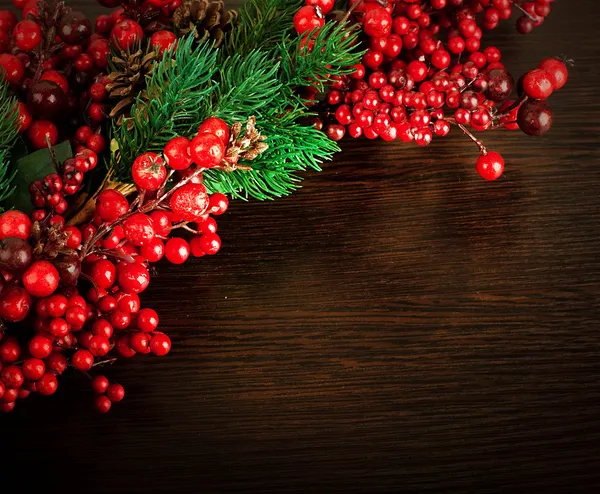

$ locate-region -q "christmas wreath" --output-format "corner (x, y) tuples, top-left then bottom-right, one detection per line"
(0, 0), (568, 413)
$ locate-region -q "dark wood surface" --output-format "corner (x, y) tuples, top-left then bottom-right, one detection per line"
(3, 1), (600, 492)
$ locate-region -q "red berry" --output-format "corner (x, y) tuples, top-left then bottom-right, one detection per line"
(116, 292), (140, 314)
(89, 259), (117, 289)
(117, 262), (150, 294)
(164, 137), (192, 171)
(476, 151), (505, 181)
(123, 213), (155, 246)
(46, 353), (67, 375)
(63, 225), (82, 249)
(27, 120), (58, 149)
(0, 210), (32, 240)
(40, 70), (69, 94)
(169, 183), (210, 222)
(22, 358), (45, 381)
(94, 395), (112, 413)
(87, 134), (106, 153)
(198, 117), (230, 146)
(13, 20), (42, 51)
(16, 102), (32, 133)
(190, 133), (224, 168)
(107, 383), (125, 402)
(87, 38), (110, 69)
(46, 294), (68, 317)
(1, 365), (24, 388)
(198, 233), (221, 255)
(208, 193), (228, 215)
(110, 19), (144, 51)
(363, 7), (392, 38)
(92, 318), (114, 338)
(91, 375), (109, 394)
(37, 372), (58, 396)
(140, 237), (164, 263)
(96, 189), (129, 222)
(150, 30), (177, 55)
(0, 10), (17, 32)
(132, 152), (167, 191)
(149, 211), (172, 236)
(0, 337), (21, 363)
(165, 237), (190, 265)
(0, 285), (31, 322)
(538, 58), (568, 90)
(89, 336), (110, 357)
(0, 54), (24, 84)
(29, 335), (52, 359)
(22, 260), (59, 297)
(137, 308), (159, 332)
(49, 318), (70, 337)
(522, 68), (553, 100)
(110, 309), (131, 330)
(129, 332), (151, 354)
(116, 334), (136, 358)
(72, 349), (94, 371)
(293, 6), (324, 34)
(150, 332), (171, 356)
(65, 305), (86, 330)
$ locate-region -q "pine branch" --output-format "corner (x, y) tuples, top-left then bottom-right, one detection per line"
(224, 0), (303, 57)
(110, 35), (219, 181)
(0, 77), (20, 205)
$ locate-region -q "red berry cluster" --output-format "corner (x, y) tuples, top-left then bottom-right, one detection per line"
(0, 116), (233, 413)
(293, 0), (567, 181)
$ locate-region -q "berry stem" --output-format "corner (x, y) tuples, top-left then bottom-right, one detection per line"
(511, 1), (537, 22)
(453, 121), (487, 154)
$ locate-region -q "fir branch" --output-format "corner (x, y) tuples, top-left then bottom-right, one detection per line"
(0, 77), (20, 204)
(224, 0), (303, 57)
(279, 21), (363, 94)
(110, 35), (219, 181)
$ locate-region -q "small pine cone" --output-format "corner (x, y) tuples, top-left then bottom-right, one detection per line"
(106, 45), (158, 120)
(173, 0), (238, 47)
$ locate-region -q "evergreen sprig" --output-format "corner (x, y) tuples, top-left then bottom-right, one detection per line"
(224, 0), (303, 58)
(0, 78), (20, 204)
(111, 35), (218, 181)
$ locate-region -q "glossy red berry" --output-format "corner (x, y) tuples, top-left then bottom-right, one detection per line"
(1, 365), (24, 388)
(91, 375), (109, 394)
(164, 137), (192, 171)
(140, 237), (164, 263)
(110, 309), (131, 330)
(132, 152), (167, 191)
(87, 38), (110, 69)
(116, 292), (140, 313)
(293, 6), (324, 34)
(208, 193), (228, 215)
(363, 6), (392, 38)
(49, 318), (70, 337)
(46, 294), (68, 317)
(94, 395), (112, 413)
(0, 210), (32, 240)
(89, 336), (110, 357)
(107, 383), (125, 402)
(150, 332), (171, 356)
(26, 120), (58, 149)
(22, 358), (45, 381)
(0, 337), (21, 363)
(198, 117), (230, 146)
(190, 132), (224, 168)
(39, 70), (69, 94)
(198, 233), (221, 255)
(117, 262), (150, 294)
(0, 285), (31, 322)
(111, 19), (144, 51)
(96, 189), (129, 222)
(29, 335), (52, 359)
(13, 20), (42, 51)
(169, 183), (209, 222)
(538, 58), (568, 90)
(522, 68), (553, 100)
(149, 211), (172, 236)
(129, 332), (151, 354)
(22, 260), (59, 297)
(123, 214), (155, 246)
(150, 30), (177, 55)
(16, 102), (32, 133)
(165, 237), (190, 265)
(0, 54), (24, 84)
(37, 372), (58, 396)
(72, 349), (94, 371)
(89, 259), (117, 289)
(476, 151), (505, 181)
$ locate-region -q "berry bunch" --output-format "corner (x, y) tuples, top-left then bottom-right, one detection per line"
(0, 116), (235, 413)
(294, 0), (567, 181)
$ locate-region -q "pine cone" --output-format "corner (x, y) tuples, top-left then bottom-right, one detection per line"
(105, 44), (158, 122)
(173, 0), (238, 48)
(223, 117), (269, 170)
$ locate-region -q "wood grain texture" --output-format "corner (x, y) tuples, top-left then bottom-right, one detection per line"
(2, 1), (600, 492)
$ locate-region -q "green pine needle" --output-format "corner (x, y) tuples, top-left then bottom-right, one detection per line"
(0, 77), (20, 204)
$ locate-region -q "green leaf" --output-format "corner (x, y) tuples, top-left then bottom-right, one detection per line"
(4, 141), (72, 213)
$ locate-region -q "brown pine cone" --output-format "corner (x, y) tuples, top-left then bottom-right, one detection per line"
(173, 0), (238, 47)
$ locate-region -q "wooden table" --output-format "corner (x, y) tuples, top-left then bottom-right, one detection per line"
(3, 1), (600, 492)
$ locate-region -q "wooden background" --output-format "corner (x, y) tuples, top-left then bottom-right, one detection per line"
(3, 1), (600, 492)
